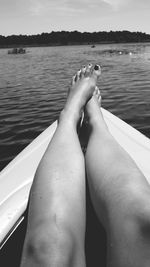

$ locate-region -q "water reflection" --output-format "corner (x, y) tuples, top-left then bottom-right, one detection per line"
(0, 43), (150, 170)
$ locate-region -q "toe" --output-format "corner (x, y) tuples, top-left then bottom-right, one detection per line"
(71, 75), (76, 86)
(96, 87), (101, 103)
(98, 95), (102, 102)
(77, 70), (82, 80)
(93, 86), (99, 96)
(73, 70), (81, 83)
(80, 65), (86, 78)
(93, 86), (101, 103)
(97, 87), (101, 97)
(92, 64), (101, 80)
(85, 63), (93, 77)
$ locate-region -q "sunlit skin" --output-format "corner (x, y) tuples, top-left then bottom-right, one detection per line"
(20, 64), (150, 267)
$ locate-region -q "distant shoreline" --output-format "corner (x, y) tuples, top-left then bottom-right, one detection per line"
(1, 30), (150, 49)
(1, 41), (150, 50)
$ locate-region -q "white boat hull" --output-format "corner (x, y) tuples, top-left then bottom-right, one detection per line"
(0, 109), (150, 247)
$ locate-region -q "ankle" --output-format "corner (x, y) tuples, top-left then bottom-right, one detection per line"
(59, 109), (78, 128)
(89, 115), (109, 134)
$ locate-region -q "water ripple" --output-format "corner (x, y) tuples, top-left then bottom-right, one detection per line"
(0, 43), (150, 171)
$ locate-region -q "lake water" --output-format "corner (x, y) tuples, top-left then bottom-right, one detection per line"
(0, 43), (150, 171)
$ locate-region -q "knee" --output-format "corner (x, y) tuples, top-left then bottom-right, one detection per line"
(122, 187), (150, 239)
(135, 195), (150, 239)
(23, 225), (77, 267)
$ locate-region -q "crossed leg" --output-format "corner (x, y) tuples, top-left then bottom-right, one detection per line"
(20, 62), (150, 267)
(20, 65), (101, 267)
(85, 92), (150, 267)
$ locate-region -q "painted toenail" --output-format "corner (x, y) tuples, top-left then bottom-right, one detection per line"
(94, 65), (100, 70)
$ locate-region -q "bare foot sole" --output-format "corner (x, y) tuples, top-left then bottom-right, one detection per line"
(79, 87), (102, 152)
(84, 86), (101, 124)
(86, 89), (108, 133)
(60, 64), (101, 126)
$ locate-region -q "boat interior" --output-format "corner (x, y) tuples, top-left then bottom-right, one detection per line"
(0, 187), (107, 267)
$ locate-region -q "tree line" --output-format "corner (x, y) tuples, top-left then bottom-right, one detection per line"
(0, 30), (150, 47)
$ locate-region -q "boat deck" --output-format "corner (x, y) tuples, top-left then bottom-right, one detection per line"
(0, 189), (107, 267)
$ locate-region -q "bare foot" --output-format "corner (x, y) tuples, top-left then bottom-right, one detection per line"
(85, 87), (108, 132)
(85, 86), (101, 124)
(79, 87), (109, 152)
(79, 87), (103, 151)
(60, 64), (101, 126)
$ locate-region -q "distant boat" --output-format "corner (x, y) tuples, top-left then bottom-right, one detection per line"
(91, 45), (96, 48)
(8, 48), (26, 54)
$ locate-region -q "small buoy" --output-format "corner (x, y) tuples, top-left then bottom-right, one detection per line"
(129, 52), (132, 55)
(119, 51), (122, 55)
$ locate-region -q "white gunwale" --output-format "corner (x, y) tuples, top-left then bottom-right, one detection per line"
(0, 109), (150, 247)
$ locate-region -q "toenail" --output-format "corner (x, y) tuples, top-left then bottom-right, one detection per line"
(94, 65), (100, 70)
(75, 74), (78, 81)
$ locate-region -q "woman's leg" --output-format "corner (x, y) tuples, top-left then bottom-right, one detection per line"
(85, 93), (150, 267)
(20, 65), (101, 267)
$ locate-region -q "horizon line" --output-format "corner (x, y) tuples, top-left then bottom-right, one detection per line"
(1, 29), (150, 38)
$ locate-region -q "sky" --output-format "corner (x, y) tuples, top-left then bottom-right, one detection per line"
(0, 0), (150, 36)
